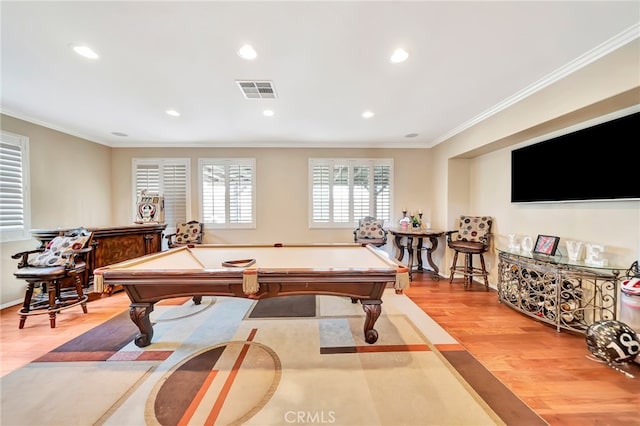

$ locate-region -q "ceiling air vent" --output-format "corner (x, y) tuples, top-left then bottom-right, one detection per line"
(236, 80), (276, 99)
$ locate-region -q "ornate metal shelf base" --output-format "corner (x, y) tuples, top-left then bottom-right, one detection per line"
(497, 250), (620, 334)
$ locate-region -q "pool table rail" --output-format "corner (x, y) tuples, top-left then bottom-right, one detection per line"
(94, 243), (405, 347)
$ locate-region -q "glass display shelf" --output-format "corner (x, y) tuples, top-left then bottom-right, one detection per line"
(496, 247), (628, 273)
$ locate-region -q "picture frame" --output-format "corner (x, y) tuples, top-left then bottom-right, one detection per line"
(533, 235), (560, 256)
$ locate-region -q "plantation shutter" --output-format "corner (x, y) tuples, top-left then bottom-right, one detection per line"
(228, 164), (253, 224)
(201, 163), (226, 224)
(374, 164), (391, 220)
(353, 164), (370, 220)
(311, 164), (330, 222)
(162, 162), (187, 227)
(133, 159), (189, 226)
(0, 138), (28, 238)
(200, 159), (255, 228)
(309, 158), (393, 227)
(332, 164), (350, 223)
(135, 164), (160, 195)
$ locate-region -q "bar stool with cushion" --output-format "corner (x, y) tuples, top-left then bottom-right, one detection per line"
(165, 220), (204, 248)
(353, 216), (388, 247)
(446, 216), (493, 290)
(12, 227), (94, 328)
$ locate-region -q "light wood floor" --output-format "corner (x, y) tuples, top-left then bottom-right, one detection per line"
(1, 275), (639, 425)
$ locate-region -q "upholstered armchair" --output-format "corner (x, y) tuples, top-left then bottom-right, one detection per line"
(12, 227), (93, 328)
(353, 216), (388, 247)
(165, 220), (204, 248)
(446, 216), (493, 290)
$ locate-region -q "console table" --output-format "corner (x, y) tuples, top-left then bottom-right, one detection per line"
(31, 223), (167, 291)
(496, 248), (626, 334)
(388, 228), (444, 281)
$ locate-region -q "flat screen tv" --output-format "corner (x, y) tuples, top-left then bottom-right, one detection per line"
(511, 110), (640, 203)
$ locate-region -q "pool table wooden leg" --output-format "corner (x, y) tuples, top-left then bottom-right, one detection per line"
(130, 302), (155, 348)
(362, 301), (382, 344)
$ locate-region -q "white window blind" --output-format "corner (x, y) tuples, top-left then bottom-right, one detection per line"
(312, 164), (330, 222)
(199, 158), (256, 229)
(374, 164), (392, 220)
(132, 159), (190, 227)
(309, 158), (392, 228)
(0, 132), (30, 241)
(162, 162), (188, 227)
(353, 164), (370, 220)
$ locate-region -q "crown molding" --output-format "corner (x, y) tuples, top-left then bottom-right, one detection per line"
(430, 23), (640, 148)
(0, 108), (112, 147)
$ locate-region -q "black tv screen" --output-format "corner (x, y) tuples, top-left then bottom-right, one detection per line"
(511, 110), (640, 203)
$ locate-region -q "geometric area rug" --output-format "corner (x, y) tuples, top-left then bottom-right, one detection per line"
(0, 289), (546, 425)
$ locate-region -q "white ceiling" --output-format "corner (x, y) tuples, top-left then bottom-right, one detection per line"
(1, 1), (639, 149)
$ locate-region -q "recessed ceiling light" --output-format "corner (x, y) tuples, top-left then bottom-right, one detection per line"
(111, 132), (128, 137)
(390, 48), (409, 64)
(405, 133), (419, 138)
(237, 44), (257, 60)
(362, 111), (374, 119)
(263, 110), (275, 117)
(165, 109), (181, 117)
(70, 44), (99, 59)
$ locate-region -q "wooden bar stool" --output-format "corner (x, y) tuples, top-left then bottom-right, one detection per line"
(14, 266), (88, 328)
(12, 228), (93, 328)
(446, 216), (493, 290)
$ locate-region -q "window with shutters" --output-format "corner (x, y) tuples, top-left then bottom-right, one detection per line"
(0, 131), (30, 242)
(309, 158), (392, 228)
(132, 159), (190, 228)
(199, 158), (255, 229)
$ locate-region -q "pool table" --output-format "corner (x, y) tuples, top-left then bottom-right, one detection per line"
(94, 243), (408, 347)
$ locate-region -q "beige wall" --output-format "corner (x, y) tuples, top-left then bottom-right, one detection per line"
(111, 147), (433, 245)
(0, 115), (112, 306)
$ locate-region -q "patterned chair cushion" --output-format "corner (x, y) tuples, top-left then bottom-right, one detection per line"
(454, 216), (493, 242)
(29, 235), (90, 267)
(174, 221), (203, 245)
(355, 218), (385, 240)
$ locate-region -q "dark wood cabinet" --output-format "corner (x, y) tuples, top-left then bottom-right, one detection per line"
(31, 223), (167, 286)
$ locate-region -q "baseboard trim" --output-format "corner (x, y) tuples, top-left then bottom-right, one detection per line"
(0, 298), (23, 310)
